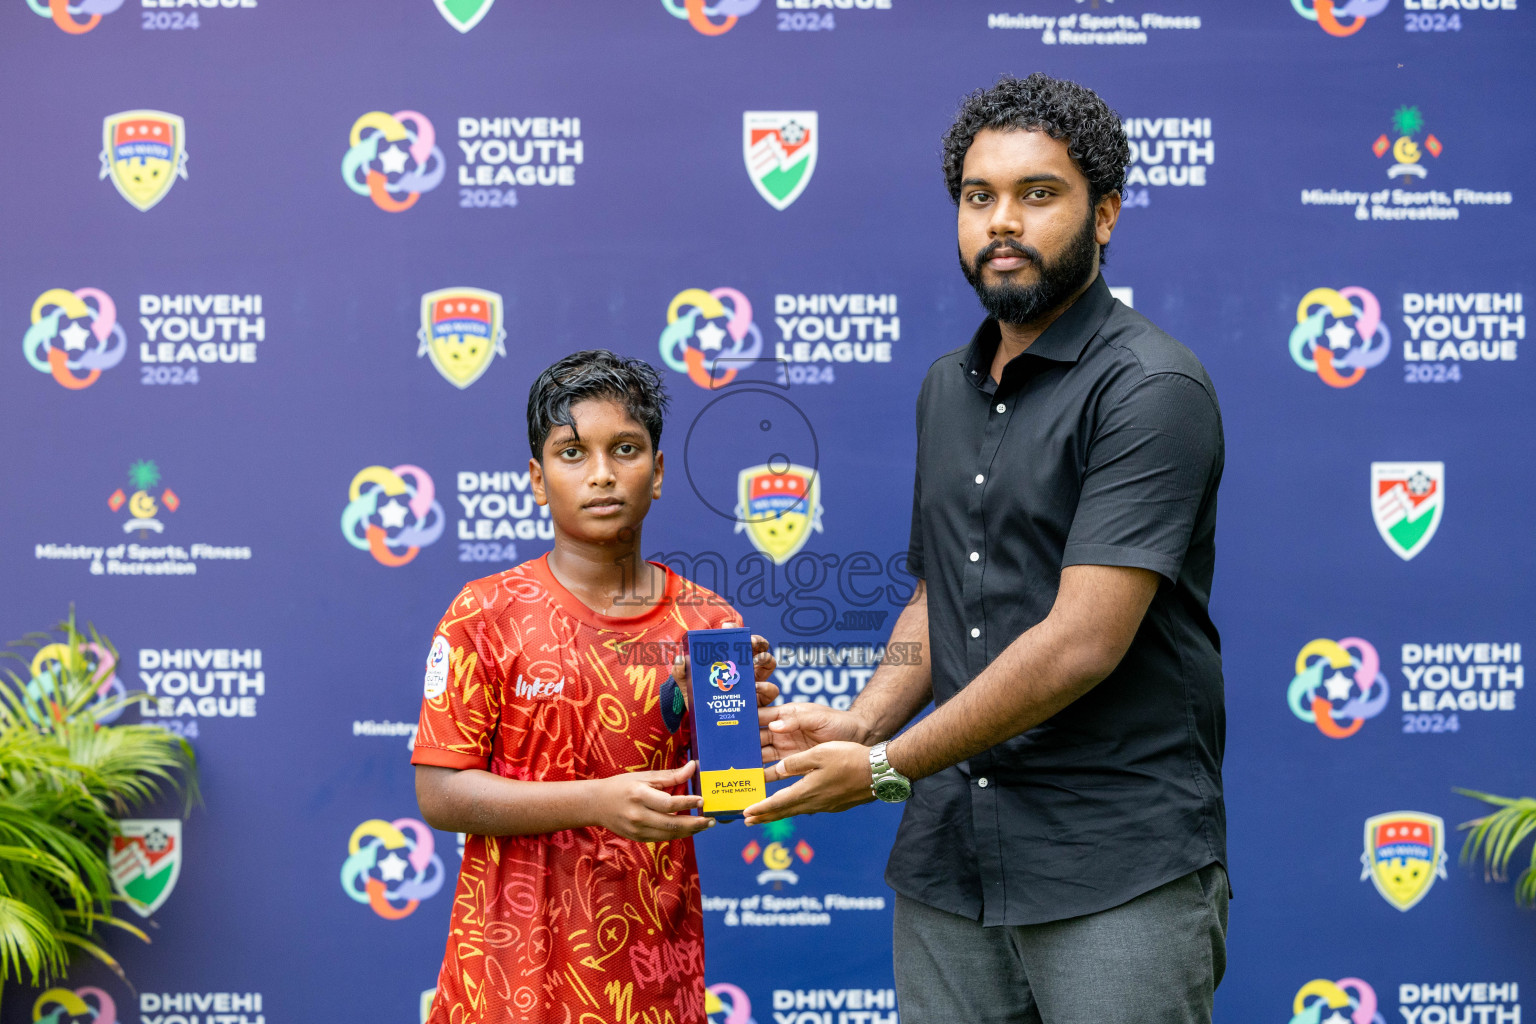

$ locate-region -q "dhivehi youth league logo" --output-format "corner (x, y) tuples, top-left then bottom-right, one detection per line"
(1371, 462), (1443, 561)
(1292, 0), (1388, 37)
(660, 287), (763, 389)
(1290, 287), (1390, 388)
(743, 112), (817, 211)
(30, 988), (118, 1024)
(110, 819), (181, 917)
(1360, 811), (1446, 911)
(735, 463), (822, 564)
(1288, 638), (1389, 738)
(432, 0), (494, 32)
(709, 661), (741, 691)
(341, 818), (445, 919)
(663, 0), (759, 36)
(417, 288), (506, 388)
(29, 0), (125, 34)
(1289, 978), (1384, 1024)
(342, 111), (446, 212)
(25, 288), (127, 389)
(100, 111), (188, 212)
(341, 465), (446, 566)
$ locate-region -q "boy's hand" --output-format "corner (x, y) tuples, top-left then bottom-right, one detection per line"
(593, 761), (715, 842)
(670, 632), (780, 710)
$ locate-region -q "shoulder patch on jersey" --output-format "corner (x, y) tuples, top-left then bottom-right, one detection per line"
(424, 635), (451, 699)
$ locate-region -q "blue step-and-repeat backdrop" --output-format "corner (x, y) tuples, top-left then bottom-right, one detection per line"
(2, 1), (1533, 1022)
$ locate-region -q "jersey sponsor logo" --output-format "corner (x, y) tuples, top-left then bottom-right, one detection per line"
(110, 819), (182, 917)
(1371, 462), (1444, 561)
(744, 112), (817, 210)
(1292, 0), (1388, 37)
(663, 0), (759, 35)
(29, 988), (118, 1023)
(341, 465), (446, 566)
(433, 0), (493, 31)
(424, 635), (450, 698)
(100, 110), (188, 212)
(341, 817), (446, 919)
(342, 111), (446, 212)
(1360, 811), (1447, 911)
(736, 463), (823, 565)
(660, 287), (763, 389)
(1290, 287), (1391, 388)
(1288, 638), (1389, 738)
(417, 288), (506, 388)
(1288, 978), (1383, 1024)
(25, 288), (128, 390)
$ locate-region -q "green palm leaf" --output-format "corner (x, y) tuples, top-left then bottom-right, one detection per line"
(1455, 788), (1536, 907)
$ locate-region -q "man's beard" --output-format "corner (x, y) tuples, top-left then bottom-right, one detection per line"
(959, 210), (1099, 326)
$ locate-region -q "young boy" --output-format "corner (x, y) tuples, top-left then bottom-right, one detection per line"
(412, 350), (775, 1024)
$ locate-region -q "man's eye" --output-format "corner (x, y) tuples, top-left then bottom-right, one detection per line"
(616, 444), (637, 455)
(968, 192), (992, 204)
(561, 447), (581, 459)
(1025, 189), (1050, 200)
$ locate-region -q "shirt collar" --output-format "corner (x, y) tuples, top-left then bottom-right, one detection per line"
(960, 273), (1117, 389)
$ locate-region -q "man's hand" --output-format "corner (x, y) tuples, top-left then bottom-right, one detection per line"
(591, 761), (716, 842)
(671, 632), (779, 709)
(742, 741), (875, 825)
(758, 702), (869, 763)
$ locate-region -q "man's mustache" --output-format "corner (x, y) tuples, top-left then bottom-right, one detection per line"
(973, 239), (1042, 271)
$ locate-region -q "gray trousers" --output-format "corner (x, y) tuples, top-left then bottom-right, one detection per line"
(893, 864), (1229, 1024)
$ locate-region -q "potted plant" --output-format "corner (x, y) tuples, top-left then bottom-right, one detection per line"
(1457, 787), (1536, 906)
(0, 611), (197, 1002)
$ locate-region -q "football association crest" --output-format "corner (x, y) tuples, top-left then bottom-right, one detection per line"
(735, 464), (822, 564)
(25, 287), (127, 390)
(1361, 811), (1446, 911)
(743, 112), (817, 211)
(100, 111), (188, 212)
(417, 288), (507, 389)
(1371, 462), (1443, 561)
(110, 819), (182, 917)
(432, 0), (493, 31)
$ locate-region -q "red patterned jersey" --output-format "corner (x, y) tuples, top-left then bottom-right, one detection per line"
(412, 554), (739, 1024)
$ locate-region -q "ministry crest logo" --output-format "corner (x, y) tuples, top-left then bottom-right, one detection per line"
(1371, 462), (1443, 561)
(1374, 106), (1442, 183)
(417, 288), (506, 388)
(110, 819), (182, 917)
(744, 112), (817, 211)
(1361, 811), (1446, 911)
(100, 110), (188, 212)
(109, 459), (180, 535)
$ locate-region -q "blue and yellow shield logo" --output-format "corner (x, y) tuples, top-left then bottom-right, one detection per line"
(100, 110), (187, 212)
(735, 463), (822, 565)
(416, 288), (506, 389)
(1360, 811), (1446, 912)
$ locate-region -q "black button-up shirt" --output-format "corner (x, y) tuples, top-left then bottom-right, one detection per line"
(887, 274), (1226, 926)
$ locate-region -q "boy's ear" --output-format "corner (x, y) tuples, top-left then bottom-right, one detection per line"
(529, 456), (548, 506)
(652, 450), (664, 500)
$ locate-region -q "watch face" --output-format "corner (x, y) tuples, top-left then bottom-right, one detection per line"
(873, 777), (911, 803)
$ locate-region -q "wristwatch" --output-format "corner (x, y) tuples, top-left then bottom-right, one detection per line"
(868, 741), (912, 803)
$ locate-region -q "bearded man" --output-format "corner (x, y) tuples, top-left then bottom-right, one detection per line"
(746, 73), (1230, 1024)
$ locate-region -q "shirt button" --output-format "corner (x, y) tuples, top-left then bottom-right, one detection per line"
(969, 552), (979, 562)
(970, 627), (980, 638)
(977, 778), (990, 788)
(974, 474), (985, 485)
(995, 404), (1006, 414)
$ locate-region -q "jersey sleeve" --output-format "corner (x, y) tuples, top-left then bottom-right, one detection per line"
(411, 584), (505, 770)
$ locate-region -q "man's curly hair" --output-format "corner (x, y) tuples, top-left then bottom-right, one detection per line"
(942, 73), (1129, 209)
